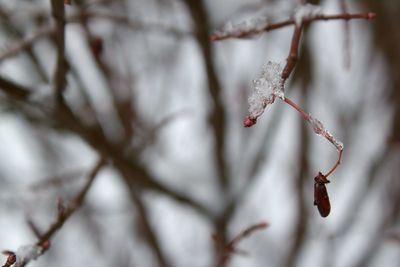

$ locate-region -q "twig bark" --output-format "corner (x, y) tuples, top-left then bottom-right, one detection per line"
(50, 0), (68, 103)
(211, 12), (376, 41)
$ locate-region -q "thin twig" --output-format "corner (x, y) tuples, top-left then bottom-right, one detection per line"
(0, 27), (53, 63)
(36, 159), (105, 246)
(213, 222), (268, 267)
(281, 25), (302, 82)
(1, 159), (105, 267)
(325, 149), (343, 178)
(50, 0), (68, 103)
(210, 12), (376, 41)
(283, 96), (343, 177)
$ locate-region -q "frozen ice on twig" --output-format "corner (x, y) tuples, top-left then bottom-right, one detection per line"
(294, 4), (321, 25)
(14, 244), (44, 266)
(247, 61), (284, 119)
(308, 115), (343, 151)
(212, 16), (270, 40)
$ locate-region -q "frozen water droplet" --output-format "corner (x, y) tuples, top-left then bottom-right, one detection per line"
(309, 115), (325, 136)
(308, 114), (344, 151)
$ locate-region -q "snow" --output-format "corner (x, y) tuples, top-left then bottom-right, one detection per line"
(247, 61), (283, 118)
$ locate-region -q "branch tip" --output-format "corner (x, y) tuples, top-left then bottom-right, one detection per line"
(367, 12), (377, 19)
(243, 116), (257, 127)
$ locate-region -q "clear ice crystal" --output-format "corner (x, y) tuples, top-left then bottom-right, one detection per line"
(248, 61), (284, 118)
(294, 4), (321, 25)
(308, 115), (344, 151)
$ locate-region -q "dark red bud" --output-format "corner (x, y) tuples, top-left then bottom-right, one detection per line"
(41, 240), (51, 251)
(314, 172), (331, 217)
(243, 116), (257, 127)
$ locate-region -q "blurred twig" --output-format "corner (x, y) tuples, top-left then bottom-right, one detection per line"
(211, 12), (376, 41)
(1, 159), (105, 267)
(213, 222), (268, 267)
(50, 0), (68, 103)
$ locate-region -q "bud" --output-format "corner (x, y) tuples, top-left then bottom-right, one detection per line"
(314, 172), (331, 217)
(243, 116), (257, 127)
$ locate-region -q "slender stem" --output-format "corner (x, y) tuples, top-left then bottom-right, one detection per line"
(211, 12), (376, 41)
(281, 26), (302, 82)
(283, 96), (310, 121)
(325, 149), (343, 178)
(284, 96), (343, 177)
(50, 0), (68, 103)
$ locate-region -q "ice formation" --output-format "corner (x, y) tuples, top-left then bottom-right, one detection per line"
(294, 4), (322, 25)
(308, 115), (344, 151)
(247, 61), (284, 118)
(213, 16), (270, 40)
(14, 244), (44, 267)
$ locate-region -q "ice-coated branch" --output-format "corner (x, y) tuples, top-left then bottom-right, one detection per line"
(283, 97), (343, 178)
(210, 11), (376, 41)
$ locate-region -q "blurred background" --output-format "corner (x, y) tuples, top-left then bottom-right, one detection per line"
(0, 0), (399, 266)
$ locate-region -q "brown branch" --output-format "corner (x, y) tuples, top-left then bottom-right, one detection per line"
(213, 222), (268, 267)
(0, 26), (53, 63)
(50, 0), (68, 103)
(210, 12), (376, 41)
(1, 159), (105, 267)
(130, 190), (172, 267)
(183, 0), (229, 191)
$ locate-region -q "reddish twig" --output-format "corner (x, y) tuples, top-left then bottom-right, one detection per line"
(210, 12), (376, 41)
(281, 25), (302, 83)
(213, 222), (268, 267)
(35, 159), (104, 246)
(283, 97), (343, 178)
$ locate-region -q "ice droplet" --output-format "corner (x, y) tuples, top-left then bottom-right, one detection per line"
(309, 115), (325, 136)
(308, 114), (344, 151)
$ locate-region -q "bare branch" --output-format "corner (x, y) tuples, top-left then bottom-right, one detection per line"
(0, 27), (53, 63)
(1, 159), (105, 267)
(213, 222), (268, 267)
(211, 12), (376, 41)
(50, 0), (68, 103)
